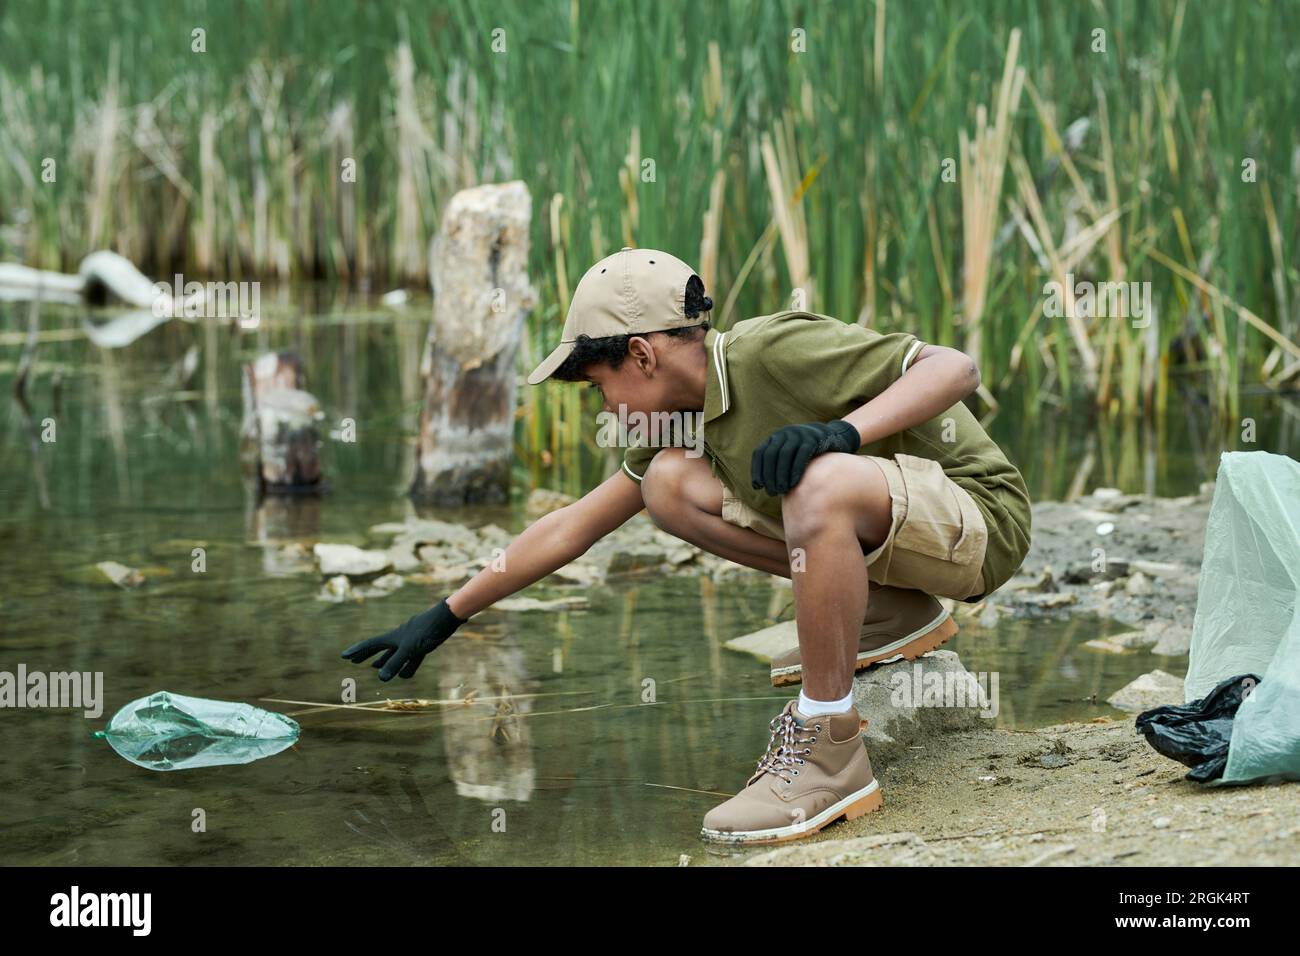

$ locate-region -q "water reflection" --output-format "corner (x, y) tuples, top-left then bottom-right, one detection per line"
(0, 291), (1289, 865)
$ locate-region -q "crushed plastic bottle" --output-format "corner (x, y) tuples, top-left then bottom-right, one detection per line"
(94, 691), (299, 771)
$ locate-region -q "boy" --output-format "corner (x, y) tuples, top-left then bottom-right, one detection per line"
(342, 247), (1032, 845)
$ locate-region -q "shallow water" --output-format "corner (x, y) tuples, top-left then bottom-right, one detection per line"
(0, 293), (1290, 865)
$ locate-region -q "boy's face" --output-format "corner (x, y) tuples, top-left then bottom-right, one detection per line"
(583, 335), (674, 416)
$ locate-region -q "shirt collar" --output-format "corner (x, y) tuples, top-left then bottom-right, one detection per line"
(702, 327), (732, 424)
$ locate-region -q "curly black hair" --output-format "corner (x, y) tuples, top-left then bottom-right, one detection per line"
(550, 274), (714, 381)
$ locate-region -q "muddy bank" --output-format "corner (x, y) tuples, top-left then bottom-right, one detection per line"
(974, 484), (1213, 655)
(699, 715), (1300, 867)
(699, 483), (1300, 867)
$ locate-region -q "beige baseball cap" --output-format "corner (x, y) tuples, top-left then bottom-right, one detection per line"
(526, 247), (703, 385)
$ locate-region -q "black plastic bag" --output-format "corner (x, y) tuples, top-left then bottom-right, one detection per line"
(1134, 673), (1261, 782)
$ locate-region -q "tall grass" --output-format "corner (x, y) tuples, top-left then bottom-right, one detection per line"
(1, 0), (1298, 493)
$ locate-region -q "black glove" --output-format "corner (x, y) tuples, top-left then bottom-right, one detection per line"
(750, 419), (860, 496)
(340, 598), (467, 682)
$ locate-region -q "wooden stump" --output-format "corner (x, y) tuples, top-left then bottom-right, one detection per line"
(411, 181), (536, 506)
(240, 351), (325, 493)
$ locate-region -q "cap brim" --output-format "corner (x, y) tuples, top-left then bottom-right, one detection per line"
(526, 340), (575, 385)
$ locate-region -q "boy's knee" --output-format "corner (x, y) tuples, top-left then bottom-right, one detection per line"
(641, 448), (692, 523)
(784, 454), (886, 535)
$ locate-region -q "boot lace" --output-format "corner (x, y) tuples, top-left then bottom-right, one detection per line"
(754, 708), (820, 784)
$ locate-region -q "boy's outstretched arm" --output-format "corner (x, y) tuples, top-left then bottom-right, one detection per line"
(340, 470), (646, 681)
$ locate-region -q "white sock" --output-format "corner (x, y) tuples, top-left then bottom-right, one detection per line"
(798, 688), (855, 717)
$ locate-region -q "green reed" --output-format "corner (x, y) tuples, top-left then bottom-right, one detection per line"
(1, 0), (1296, 483)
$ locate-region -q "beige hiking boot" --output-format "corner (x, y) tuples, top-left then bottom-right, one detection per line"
(700, 699), (882, 845)
(770, 585), (957, 687)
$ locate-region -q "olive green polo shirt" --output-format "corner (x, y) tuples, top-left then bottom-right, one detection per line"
(619, 310), (1032, 598)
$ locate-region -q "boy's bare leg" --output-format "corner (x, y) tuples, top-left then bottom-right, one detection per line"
(640, 449), (893, 702)
(640, 449), (793, 579)
(779, 453), (893, 701)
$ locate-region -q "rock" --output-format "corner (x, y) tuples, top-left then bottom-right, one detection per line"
(588, 520), (702, 576)
(313, 543), (393, 579)
(262, 541), (315, 576)
(526, 488), (577, 516)
(550, 560), (605, 587)
(495, 595), (589, 612)
(725, 619), (798, 663)
(356, 573), (405, 598)
(1153, 816), (1171, 829)
(1063, 558), (1130, 583)
(475, 524), (513, 549)
(1130, 559), (1185, 580)
(96, 561), (145, 589)
(851, 650), (990, 765)
(415, 543), (476, 573)
(406, 567), (476, 586)
(318, 574), (361, 603)
(1125, 571), (1154, 596)
(1113, 629), (1161, 649)
(1082, 637), (1137, 654)
(1147, 620), (1193, 656)
(1018, 592), (1078, 608)
(371, 516), (482, 549)
(1106, 670), (1184, 713)
(384, 542), (424, 573)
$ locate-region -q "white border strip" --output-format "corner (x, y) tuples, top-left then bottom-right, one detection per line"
(701, 778), (881, 844)
(900, 339), (924, 377)
(713, 331), (731, 412)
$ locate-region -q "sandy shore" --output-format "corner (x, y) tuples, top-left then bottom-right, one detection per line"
(703, 485), (1300, 867)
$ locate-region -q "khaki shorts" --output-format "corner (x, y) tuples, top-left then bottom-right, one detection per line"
(721, 453), (988, 601)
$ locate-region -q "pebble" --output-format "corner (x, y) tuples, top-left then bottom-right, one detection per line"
(1125, 571), (1154, 595)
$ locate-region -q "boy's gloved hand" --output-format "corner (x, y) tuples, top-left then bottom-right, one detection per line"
(750, 419), (860, 496)
(340, 598), (467, 681)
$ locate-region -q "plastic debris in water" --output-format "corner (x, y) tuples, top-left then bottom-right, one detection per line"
(94, 691), (299, 771)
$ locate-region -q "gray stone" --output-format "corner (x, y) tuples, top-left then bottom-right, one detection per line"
(1082, 636), (1138, 654)
(1125, 571), (1154, 596)
(313, 543), (393, 579)
(1130, 559), (1186, 580)
(317, 574), (361, 603)
(1019, 591), (1078, 608)
(526, 488), (577, 516)
(725, 619), (798, 663)
(852, 650), (990, 765)
(1106, 670), (1184, 713)
(96, 561), (145, 589)
(495, 595), (589, 612)
(1148, 621), (1193, 656)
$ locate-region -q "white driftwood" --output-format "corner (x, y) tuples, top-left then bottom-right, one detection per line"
(0, 250), (200, 310)
(412, 181), (536, 505)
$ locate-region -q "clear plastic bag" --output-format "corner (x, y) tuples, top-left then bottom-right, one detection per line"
(95, 691), (299, 771)
(1184, 452), (1300, 784)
